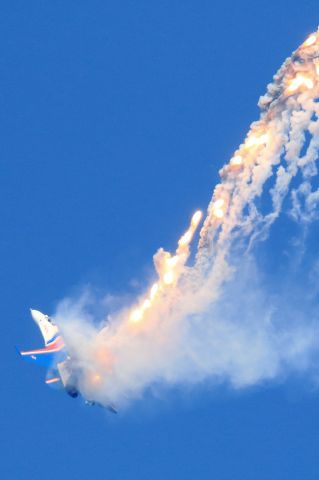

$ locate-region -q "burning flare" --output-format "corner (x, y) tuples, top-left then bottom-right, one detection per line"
(229, 155), (243, 168)
(302, 33), (317, 47)
(286, 74), (314, 94)
(129, 210), (203, 324)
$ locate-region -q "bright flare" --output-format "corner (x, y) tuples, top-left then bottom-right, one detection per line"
(246, 133), (269, 148)
(128, 210), (203, 325)
(150, 283), (159, 300)
(230, 155), (243, 167)
(212, 198), (225, 219)
(179, 231), (193, 248)
(130, 309), (143, 323)
(163, 271), (174, 285)
(286, 74), (314, 93)
(167, 256), (179, 268)
(191, 210), (203, 227)
(142, 299), (151, 310)
(303, 34), (317, 47)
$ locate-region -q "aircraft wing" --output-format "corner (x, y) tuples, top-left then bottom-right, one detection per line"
(17, 336), (66, 367)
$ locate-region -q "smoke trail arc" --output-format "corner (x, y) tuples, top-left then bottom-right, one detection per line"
(189, 30), (319, 310)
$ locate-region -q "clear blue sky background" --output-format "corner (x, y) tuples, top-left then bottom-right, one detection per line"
(2, 2), (319, 479)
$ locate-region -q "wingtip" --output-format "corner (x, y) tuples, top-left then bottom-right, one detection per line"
(14, 346), (22, 357)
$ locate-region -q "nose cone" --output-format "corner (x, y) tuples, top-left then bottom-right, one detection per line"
(30, 309), (46, 324)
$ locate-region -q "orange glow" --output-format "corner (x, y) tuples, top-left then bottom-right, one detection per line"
(95, 348), (115, 373)
(91, 373), (102, 384)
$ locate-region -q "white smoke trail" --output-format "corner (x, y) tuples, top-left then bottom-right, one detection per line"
(55, 30), (319, 408)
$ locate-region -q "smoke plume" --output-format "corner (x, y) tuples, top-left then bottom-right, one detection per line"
(55, 30), (319, 408)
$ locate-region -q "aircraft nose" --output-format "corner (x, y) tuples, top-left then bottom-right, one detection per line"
(30, 309), (46, 323)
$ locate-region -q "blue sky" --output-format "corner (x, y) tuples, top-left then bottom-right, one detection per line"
(2, 1), (319, 479)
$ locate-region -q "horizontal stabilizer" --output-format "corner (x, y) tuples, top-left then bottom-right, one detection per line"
(17, 347), (56, 367)
(45, 368), (63, 389)
(17, 336), (66, 368)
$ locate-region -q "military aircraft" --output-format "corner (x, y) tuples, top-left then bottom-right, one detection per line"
(17, 309), (117, 413)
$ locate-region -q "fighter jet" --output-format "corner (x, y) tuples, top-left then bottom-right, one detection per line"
(17, 309), (117, 413)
